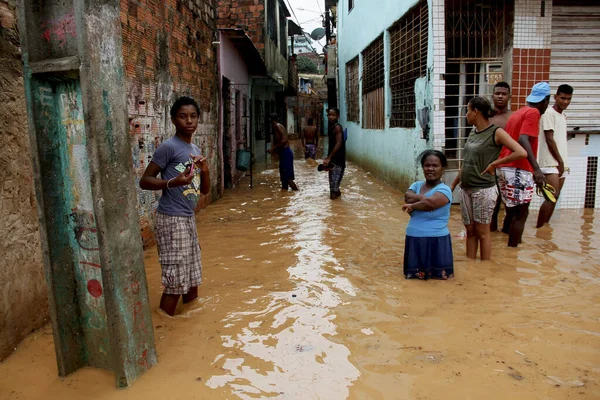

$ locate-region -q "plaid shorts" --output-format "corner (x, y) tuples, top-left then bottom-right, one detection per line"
(460, 186), (499, 225)
(496, 167), (534, 207)
(328, 165), (345, 193)
(155, 212), (202, 295)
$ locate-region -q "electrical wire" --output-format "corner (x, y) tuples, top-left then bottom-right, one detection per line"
(284, 0), (303, 32)
(314, 0), (323, 14)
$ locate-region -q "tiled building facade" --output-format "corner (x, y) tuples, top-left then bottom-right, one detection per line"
(337, 0), (600, 209)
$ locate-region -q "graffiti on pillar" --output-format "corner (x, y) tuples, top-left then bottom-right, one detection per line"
(41, 11), (76, 48)
(57, 81), (111, 365)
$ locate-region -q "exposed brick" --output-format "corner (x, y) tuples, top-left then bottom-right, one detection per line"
(122, 0), (219, 248)
(217, 0), (266, 60)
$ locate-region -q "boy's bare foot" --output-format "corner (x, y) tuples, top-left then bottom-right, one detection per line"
(159, 293), (180, 316)
(289, 181), (299, 191)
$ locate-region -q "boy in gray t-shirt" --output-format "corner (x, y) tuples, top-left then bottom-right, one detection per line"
(139, 97), (210, 316)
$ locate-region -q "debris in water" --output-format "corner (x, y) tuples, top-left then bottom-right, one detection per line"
(546, 376), (585, 388)
(361, 328), (374, 336)
(507, 366), (524, 380)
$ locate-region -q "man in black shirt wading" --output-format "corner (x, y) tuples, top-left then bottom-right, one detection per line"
(323, 108), (346, 200)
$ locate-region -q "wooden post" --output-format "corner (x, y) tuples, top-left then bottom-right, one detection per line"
(16, 0), (157, 387)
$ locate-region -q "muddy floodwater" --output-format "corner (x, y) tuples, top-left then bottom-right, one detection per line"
(1, 159), (599, 399)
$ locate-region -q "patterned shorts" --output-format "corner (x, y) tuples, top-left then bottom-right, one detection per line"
(305, 143), (317, 159)
(155, 212), (202, 295)
(460, 186), (499, 225)
(328, 165), (345, 193)
(496, 167), (534, 207)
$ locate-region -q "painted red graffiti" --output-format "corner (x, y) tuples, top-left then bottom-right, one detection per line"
(138, 349), (149, 369)
(132, 301), (146, 333)
(87, 279), (103, 298)
(124, 271), (141, 295)
(131, 282), (140, 294)
(79, 261), (101, 268)
(41, 11), (76, 48)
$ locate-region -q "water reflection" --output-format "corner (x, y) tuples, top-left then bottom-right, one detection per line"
(1, 158), (600, 400)
(206, 164), (360, 398)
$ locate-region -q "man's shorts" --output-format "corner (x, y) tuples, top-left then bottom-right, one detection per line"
(305, 143), (317, 160)
(155, 212), (202, 295)
(459, 186), (499, 225)
(496, 167), (534, 208)
(541, 166), (569, 179)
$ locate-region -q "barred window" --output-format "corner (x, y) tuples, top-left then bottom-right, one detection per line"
(267, 0), (277, 43)
(346, 57), (359, 122)
(389, 1), (428, 128)
(361, 35), (384, 129)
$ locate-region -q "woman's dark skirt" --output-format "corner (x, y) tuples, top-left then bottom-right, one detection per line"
(404, 234), (454, 280)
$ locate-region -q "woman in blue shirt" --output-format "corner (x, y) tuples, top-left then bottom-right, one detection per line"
(402, 150), (453, 280)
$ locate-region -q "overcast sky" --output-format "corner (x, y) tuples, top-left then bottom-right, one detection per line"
(286, 0), (325, 52)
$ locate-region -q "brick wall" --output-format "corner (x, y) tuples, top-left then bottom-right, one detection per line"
(121, 0), (220, 248)
(217, 0), (266, 57)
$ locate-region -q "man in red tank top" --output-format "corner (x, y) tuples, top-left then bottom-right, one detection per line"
(496, 82), (551, 247)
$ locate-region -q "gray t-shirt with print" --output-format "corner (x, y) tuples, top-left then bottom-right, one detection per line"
(151, 135), (202, 217)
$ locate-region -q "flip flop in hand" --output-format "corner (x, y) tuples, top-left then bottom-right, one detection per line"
(537, 183), (557, 203)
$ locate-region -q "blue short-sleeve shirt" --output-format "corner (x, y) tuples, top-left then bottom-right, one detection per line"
(405, 181), (452, 237)
(151, 136), (202, 217)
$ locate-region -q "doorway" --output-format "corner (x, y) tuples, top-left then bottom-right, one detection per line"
(222, 77), (232, 189)
(444, 0), (514, 170)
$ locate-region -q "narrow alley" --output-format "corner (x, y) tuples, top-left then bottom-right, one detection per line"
(1, 159), (599, 399)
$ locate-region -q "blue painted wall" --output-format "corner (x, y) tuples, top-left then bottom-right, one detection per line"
(336, 0), (434, 190)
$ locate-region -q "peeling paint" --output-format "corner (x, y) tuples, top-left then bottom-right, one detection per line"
(102, 90), (115, 162)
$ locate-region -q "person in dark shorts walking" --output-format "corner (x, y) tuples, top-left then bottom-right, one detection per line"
(324, 108), (346, 199)
(267, 113), (299, 191)
(302, 118), (318, 160)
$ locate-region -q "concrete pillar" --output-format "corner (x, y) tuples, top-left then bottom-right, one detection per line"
(16, 0), (156, 387)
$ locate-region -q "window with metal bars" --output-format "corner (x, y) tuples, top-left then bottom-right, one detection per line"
(361, 35), (384, 129)
(279, 5), (287, 58)
(389, 1), (428, 128)
(267, 0), (277, 43)
(346, 57), (359, 122)
(585, 156), (598, 208)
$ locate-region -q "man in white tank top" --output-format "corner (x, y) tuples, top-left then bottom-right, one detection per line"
(536, 84), (574, 228)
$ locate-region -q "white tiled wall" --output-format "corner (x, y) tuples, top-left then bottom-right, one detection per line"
(514, 0), (553, 49)
(530, 136), (599, 210)
(431, 0), (445, 150)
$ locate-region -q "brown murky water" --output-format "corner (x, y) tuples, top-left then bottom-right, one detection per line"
(1, 158), (599, 399)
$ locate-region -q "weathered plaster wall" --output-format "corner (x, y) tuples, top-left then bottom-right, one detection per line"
(336, 0), (434, 190)
(0, 0), (48, 361)
(220, 33), (251, 189)
(264, 34), (288, 86)
(121, 0), (219, 248)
